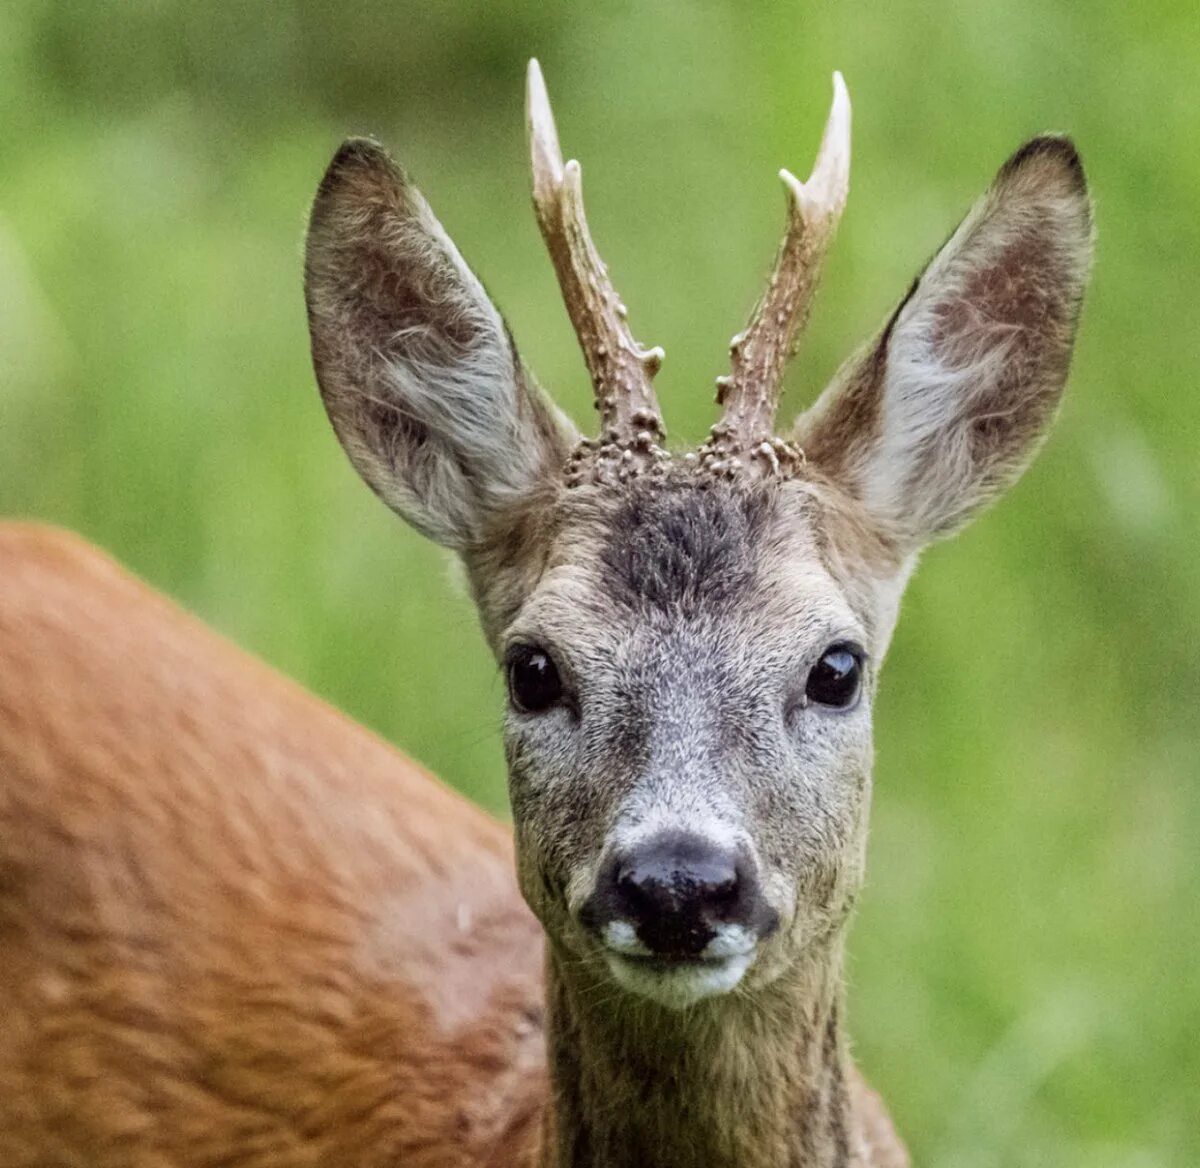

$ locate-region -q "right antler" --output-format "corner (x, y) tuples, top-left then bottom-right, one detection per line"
(703, 73), (851, 477)
(526, 60), (666, 456)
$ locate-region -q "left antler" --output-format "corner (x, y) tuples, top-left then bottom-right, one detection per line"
(705, 73), (851, 474)
(526, 59), (666, 451)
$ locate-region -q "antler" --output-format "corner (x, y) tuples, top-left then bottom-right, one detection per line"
(704, 72), (851, 476)
(526, 59), (666, 454)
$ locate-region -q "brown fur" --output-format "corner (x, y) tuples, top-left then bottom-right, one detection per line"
(0, 523), (906, 1166)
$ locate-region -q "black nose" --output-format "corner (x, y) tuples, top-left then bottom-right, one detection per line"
(590, 830), (772, 959)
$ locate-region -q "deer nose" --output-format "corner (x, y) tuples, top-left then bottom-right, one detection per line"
(594, 831), (768, 959)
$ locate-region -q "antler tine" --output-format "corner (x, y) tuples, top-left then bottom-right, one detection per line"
(526, 59), (666, 451)
(707, 72), (851, 474)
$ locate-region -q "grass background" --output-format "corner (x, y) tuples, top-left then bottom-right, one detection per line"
(2, 2), (1197, 1163)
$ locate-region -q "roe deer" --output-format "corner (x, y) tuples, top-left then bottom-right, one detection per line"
(0, 61), (1091, 1168)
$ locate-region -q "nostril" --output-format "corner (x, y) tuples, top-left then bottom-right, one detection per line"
(709, 872), (739, 907)
(615, 861), (654, 912)
(615, 858), (685, 920)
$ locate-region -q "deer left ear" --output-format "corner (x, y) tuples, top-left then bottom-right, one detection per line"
(794, 136), (1093, 552)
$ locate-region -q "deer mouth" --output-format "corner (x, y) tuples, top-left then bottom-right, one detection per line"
(602, 947), (757, 1008)
(581, 891), (767, 1008)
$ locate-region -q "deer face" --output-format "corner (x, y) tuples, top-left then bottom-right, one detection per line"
(305, 65), (1091, 1009)
(497, 478), (893, 1007)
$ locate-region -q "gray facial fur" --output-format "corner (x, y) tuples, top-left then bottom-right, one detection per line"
(502, 477), (880, 1004)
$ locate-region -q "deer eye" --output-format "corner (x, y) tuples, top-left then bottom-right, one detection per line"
(507, 645), (564, 713)
(804, 642), (864, 710)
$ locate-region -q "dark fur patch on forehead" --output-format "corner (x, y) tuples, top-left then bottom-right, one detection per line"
(600, 482), (774, 614)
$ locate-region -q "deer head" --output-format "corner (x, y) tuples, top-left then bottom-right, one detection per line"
(305, 62), (1092, 1011)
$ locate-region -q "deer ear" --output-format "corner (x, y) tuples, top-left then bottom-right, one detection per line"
(793, 136), (1093, 552)
(305, 139), (577, 549)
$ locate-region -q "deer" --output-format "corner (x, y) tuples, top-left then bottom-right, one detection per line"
(0, 60), (1091, 1168)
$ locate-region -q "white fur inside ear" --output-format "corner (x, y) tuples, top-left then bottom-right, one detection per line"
(381, 333), (538, 500)
(861, 232), (1025, 533)
(378, 188), (550, 508)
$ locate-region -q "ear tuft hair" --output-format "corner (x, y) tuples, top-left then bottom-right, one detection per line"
(996, 134), (1087, 195)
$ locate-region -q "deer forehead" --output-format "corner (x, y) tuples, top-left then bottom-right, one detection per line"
(504, 478), (871, 666)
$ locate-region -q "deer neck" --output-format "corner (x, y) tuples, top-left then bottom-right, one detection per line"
(537, 940), (854, 1168)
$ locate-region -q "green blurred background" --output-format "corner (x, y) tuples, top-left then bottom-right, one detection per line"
(2, 1), (1196, 1163)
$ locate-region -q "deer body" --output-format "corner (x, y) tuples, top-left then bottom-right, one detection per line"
(1, 60), (1091, 1168)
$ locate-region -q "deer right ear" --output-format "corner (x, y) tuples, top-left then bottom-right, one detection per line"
(305, 139), (577, 549)
(794, 136), (1093, 553)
